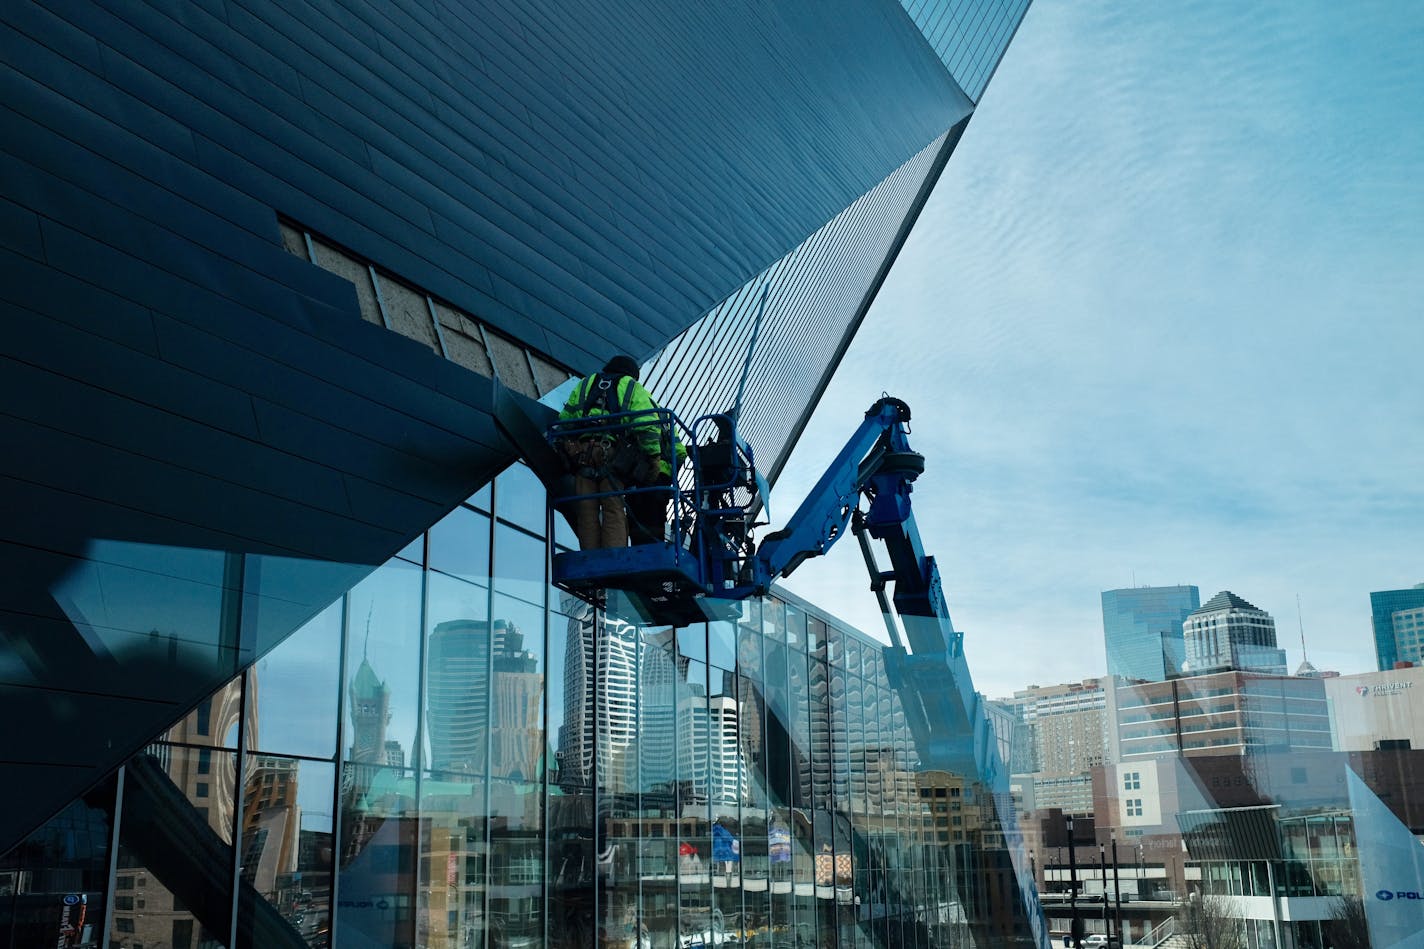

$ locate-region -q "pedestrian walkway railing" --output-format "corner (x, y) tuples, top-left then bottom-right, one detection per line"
(1137, 915), (1176, 947)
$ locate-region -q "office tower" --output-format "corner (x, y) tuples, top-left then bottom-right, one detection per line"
(1001, 679), (1108, 815)
(1371, 583), (1424, 670)
(1101, 585), (1202, 681)
(1182, 591), (1288, 675)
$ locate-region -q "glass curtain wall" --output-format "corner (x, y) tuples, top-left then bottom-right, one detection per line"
(4, 463), (1038, 949)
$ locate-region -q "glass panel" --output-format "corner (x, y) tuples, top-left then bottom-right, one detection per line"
(493, 523), (546, 608)
(487, 593), (547, 949)
(0, 774), (116, 949)
(336, 561), (422, 947)
(679, 658), (712, 949)
(336, 763), (418, 948)
(429, 505), (492, 586)
(495, 462), (548, 537)
(112, 746), (236, 948)
(638, 620), (679, 949)
(678, 624), (707, 664)
(763, 598), (786, 645)
(249, 600), (342, 759)
(343, 561), (422, 770)
(394, 535), (424, 565)
(708, 619), (736, 672)
(600, 605), (644, 949)
(425, 571), (491, 776)
(161, 673), (247, 749)
(239, 756), (334, 948)
(554, 508), (578, 552)
(547, 595), (597, 948)
(418, 772), (486, 949)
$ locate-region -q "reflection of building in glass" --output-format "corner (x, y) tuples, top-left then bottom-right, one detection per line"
(112, 677), (255, 949)
(241, 755), (301, 894)
(1107, 671), (1331, 764)
(426, 618), (493, 773)
(1182, 591), (1287, 675)
(693, 693), (749, 805)
(427, 616), (544, 779)
(1101, 585), (1201, 681)
(490, 620), (544, 783)
(348, 655), (392, 766)
(556, 613), (643, 788)
(158, 676), (249, 835)
(999, 679), (1108, 816)
(1090, 748), (1424, 947)
(424, 612), (541, 775)
(1371, 582), (1424, 670)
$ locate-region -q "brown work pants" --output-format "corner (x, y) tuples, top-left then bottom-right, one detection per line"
(573, 473), (628, 549)
(626, 474), (672, 545)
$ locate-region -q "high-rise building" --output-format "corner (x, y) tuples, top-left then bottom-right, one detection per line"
(1182, 591), (1288, 675)
(1325, 666), (1424, 751)
(1371, 583), (1424, 670)
(1, 1), (1043, 946)
(1101, 585), (1202, 681)
(1000, 679), (1108, 815)
(1106, 671), (1331, 763)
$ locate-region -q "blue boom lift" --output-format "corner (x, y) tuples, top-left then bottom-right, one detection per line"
(529, 393), (1048, 947)
(547, 395), (1000, 776)
(492, 359), (1047, 943)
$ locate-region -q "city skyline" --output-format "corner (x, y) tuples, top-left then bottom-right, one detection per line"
(779, 0), (1424, 699)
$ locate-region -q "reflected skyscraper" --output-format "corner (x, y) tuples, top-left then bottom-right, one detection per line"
(240, 755), (301, 894)
(556, 610), (643, 787)
(1101, 585), (1201, 681)
(1371, 582), (1424, 670)
(426, 618), (492, 774)
(347, 656), (392, 766)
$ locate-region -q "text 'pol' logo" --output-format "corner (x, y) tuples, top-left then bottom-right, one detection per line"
(1378, 889), (1395, 901)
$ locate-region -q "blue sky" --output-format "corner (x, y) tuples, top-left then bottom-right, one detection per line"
(780, 0), (1424, 698)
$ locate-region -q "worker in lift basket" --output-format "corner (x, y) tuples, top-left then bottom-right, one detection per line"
(557, 355), (685, 549)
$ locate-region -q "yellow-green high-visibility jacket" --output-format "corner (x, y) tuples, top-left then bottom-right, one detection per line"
(559, 373), (686, 476)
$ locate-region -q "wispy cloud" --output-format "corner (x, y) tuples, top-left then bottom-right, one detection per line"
(780, 0), (1424, 697)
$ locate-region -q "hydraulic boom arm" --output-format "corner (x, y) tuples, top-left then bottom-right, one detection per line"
(750, 395), (1048, 947)
(751, 396), (923, 588)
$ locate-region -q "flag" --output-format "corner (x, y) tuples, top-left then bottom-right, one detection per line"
(713, 823), (741, 862)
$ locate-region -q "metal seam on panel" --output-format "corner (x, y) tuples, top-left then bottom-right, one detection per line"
(425, 293), (451, 359)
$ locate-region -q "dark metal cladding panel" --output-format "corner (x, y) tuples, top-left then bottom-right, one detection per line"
(5, 0), (964, 369)
(643, 125), (968, 485)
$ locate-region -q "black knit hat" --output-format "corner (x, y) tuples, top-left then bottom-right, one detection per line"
(603, 354), (640, 380)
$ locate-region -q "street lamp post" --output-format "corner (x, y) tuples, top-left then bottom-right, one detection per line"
(1067, 815), (1082, 947)
(1111, 834), (1123, 947)
(1137, 844), (1145, 899)
(1099, 843), (1109, 939)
